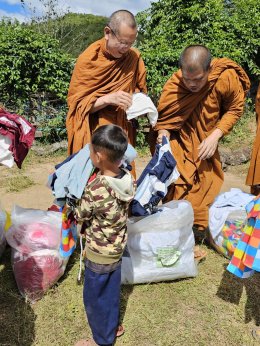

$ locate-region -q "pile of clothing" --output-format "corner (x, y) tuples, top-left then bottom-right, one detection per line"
(5, 206), (68, 302)
(131, 136), (179, 216)
(209, 188), (254, 258)
(0, 109), (35, 168)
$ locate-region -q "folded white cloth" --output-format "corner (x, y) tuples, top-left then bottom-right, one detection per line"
(126, 92), (158, 126)
(0, 134), (14, 168)
(212, 188), (254, 208)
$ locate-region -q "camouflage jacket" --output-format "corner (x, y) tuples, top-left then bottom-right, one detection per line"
(75, 168), (135, 264)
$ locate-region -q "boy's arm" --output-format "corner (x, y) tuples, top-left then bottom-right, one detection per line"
(74, 189), (94, 223)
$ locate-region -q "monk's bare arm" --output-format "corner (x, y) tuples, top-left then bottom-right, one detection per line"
(90, 91), (133, 114)
(198, 128), (223, 160)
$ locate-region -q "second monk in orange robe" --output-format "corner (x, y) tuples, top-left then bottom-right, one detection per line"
(155, 45), (250, 231)
(246, 83), (260, 195)
(66, 10), (147, 155)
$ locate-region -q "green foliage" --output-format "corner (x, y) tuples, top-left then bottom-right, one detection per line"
(36, 104), (68, 143)
(0, 22), (74, 108)
(54, 13), (108, 57)
(137, 0), (260, 99)
(21, 0), (107, 57)
(29, 12), (108, 58)
(136, 116), (150, 151)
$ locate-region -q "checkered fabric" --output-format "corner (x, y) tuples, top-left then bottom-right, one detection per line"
(227, 195), (260, 278)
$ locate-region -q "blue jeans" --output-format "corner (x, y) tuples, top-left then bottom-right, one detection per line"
(83, 263), (121, 346)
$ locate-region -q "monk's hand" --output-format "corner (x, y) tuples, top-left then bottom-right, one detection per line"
(198, 128), (223, 160)
(157, 129), (170, 144)
(106, 91), (133, 111)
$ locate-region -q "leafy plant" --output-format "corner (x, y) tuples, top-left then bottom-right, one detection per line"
(0, 22), (74, 109)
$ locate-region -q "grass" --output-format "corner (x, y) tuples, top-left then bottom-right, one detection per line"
(220, 109), (256, 149)
(0, 243), (259, 346)
(5, 175), (35, 193)
(0, 147), (67, 194)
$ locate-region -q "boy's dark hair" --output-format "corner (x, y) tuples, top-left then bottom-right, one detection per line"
(91, 125), (128, 163)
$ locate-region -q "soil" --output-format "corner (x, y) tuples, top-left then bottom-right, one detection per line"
(0, 154), (250, 212)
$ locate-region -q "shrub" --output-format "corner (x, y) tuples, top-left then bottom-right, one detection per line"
(0, 22), (74, 109)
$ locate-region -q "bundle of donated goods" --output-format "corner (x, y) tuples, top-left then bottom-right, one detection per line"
(122, 200), (198, 284)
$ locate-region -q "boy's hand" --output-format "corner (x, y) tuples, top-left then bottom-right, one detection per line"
(157, 129), (170, 144)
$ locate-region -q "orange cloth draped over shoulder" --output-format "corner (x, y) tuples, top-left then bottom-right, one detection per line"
(246, 84), (260, 191)
(66, 38), (147, 155)
(155, 58), (250, 229)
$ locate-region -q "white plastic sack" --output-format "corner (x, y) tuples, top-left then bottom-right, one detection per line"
(122, 200), (197, 284)
(5, 205), (67, 301)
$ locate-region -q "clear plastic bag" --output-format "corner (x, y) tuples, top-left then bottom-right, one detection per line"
(12, 249), (67, 301)
(122, 200), (197, 284)
(6, 206), (61, 254)
(5, 205), (67, 301)
(0, 209), (7, 258)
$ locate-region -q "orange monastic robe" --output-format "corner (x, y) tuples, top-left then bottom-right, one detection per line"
(155, 58), (250, 229)
(66, 38), (147, 155)
(246, 84), (260, 192)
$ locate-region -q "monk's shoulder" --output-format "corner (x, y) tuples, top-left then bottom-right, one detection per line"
(215, 68), (240, 96)
(218, 68), (238, 81)
(77, 40), (102, 64)
(129, 47), (142, 60)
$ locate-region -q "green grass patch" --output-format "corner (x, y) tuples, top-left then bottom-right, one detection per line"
(6, 175), (35, 192)
(221, 109), (255, 149)
(0, 244), (259, 346)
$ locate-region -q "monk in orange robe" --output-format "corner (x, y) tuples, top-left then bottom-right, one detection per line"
(246, 84), (260, 195)
(66, 10), (147, 156)
(155, 45), (250, 237)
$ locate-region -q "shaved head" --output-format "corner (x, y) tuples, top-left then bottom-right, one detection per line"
(179, 45), (212, 72)
(108, 10), (137, 34)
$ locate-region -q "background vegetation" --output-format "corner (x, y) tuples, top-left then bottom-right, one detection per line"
(0, 0), (259, 145)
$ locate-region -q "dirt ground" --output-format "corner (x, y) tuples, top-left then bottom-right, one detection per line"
(0, 153), (250, 212)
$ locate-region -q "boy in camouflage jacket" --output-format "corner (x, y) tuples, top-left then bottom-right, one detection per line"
(75, 125), (135, 346)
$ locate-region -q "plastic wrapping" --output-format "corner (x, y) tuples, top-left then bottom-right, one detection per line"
(122, 200), (197, 284)
(6, 205), (67, 301)
(213, 209), (247, 258)
(12, 249), (67, 301)
(0, 209), (7, 257)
